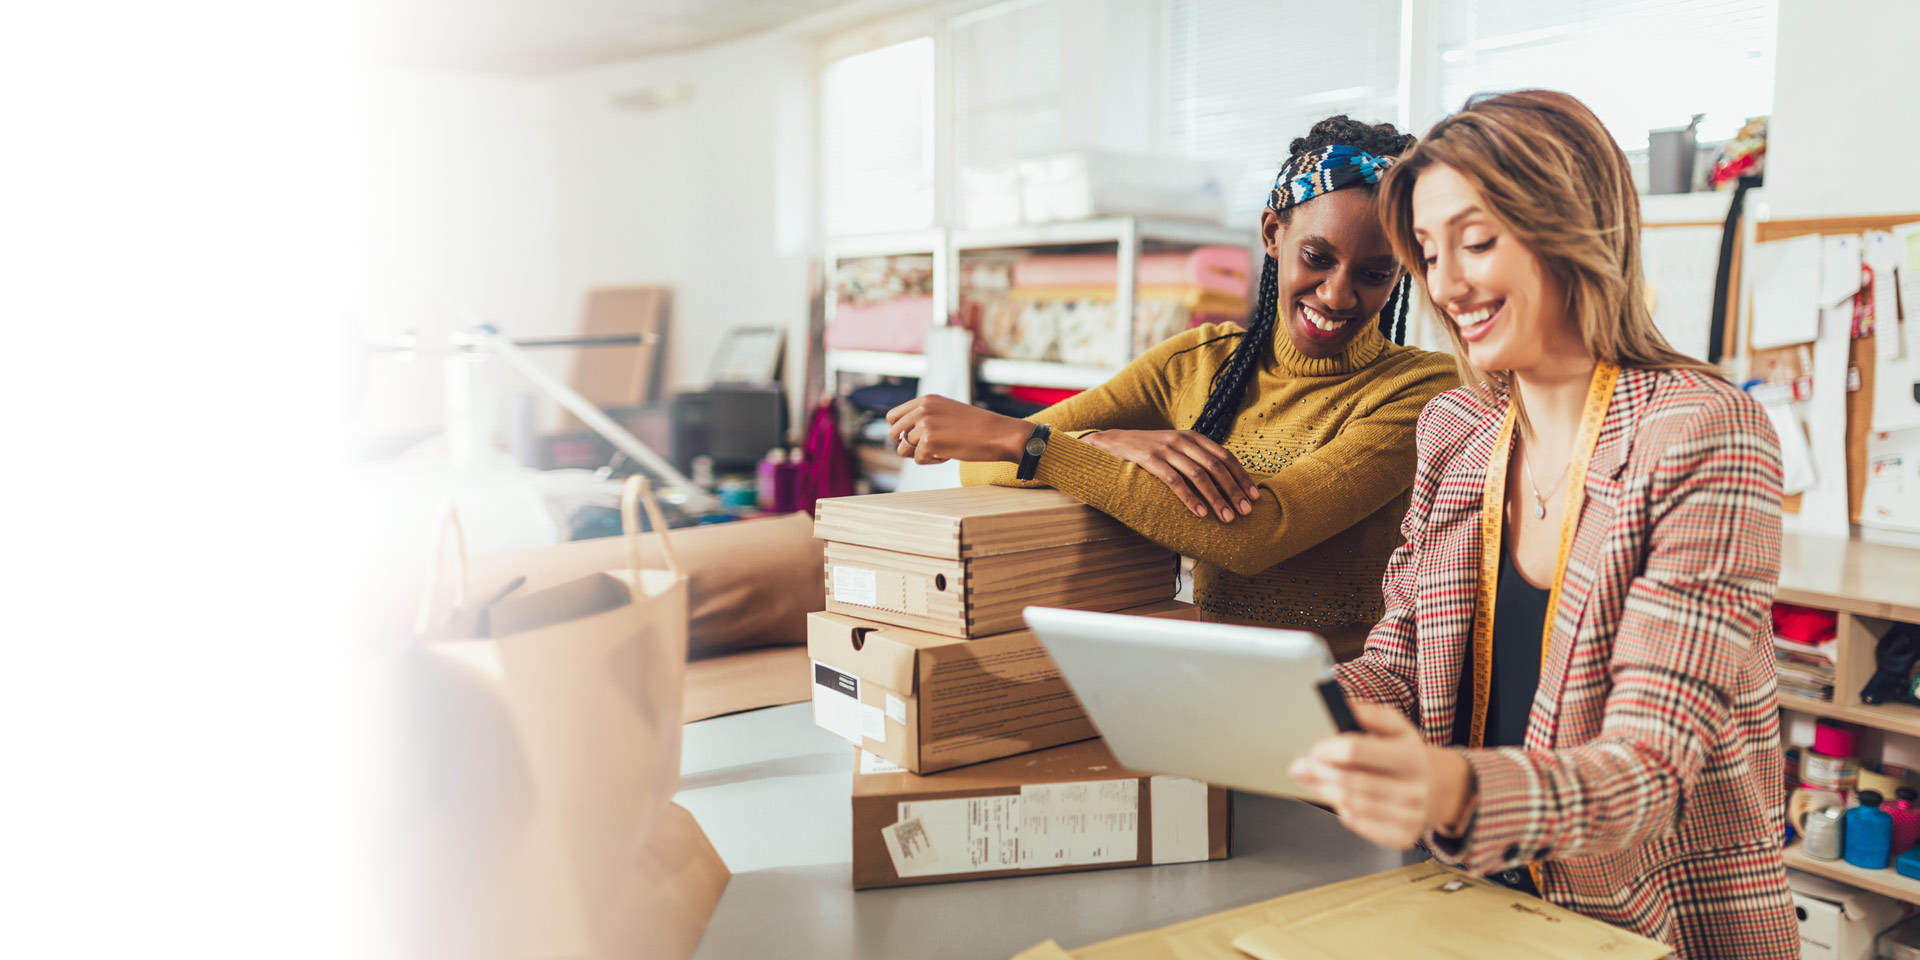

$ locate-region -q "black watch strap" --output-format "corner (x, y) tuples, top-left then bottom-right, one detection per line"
(1016, 423), (1051, 481)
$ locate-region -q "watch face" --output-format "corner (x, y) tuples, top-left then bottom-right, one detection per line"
(1025, 436), (1047, 457)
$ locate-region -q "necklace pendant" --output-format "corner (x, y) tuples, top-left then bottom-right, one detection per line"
(1533, 500), (1546, 520)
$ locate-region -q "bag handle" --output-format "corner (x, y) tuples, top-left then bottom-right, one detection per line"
(412, 506), (470, 637)
(621, 475), (683, 579)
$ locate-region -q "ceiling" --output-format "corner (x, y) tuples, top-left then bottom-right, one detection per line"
(360, 0), (896, 75)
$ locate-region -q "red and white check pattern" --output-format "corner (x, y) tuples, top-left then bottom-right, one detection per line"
(1336, 366), (1797, 959)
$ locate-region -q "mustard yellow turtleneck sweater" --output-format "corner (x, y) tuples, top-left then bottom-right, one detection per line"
(961, 320), (1459, 660)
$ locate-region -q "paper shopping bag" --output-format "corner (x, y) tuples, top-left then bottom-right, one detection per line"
(376, 476), (727, 960)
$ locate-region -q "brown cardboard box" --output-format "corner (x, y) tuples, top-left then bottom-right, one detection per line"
(851, 737), (1230, 890)
(808, 599), (1199, 773)
(815, 487), (1178, 637)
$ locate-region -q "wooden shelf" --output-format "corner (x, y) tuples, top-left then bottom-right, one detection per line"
(1779, 692), (1920, 739)
(1784, 843), (1920, 905)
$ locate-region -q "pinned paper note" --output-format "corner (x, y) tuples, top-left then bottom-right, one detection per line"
(1820, 234), (1863, 307)
(1873, 222), (1920, 432)
(1763, 400), (1817, 495)
(1862, 428), (1920, 534)
(1640, 225), (1722, 360)
(1749, 234), (1823, 349)
(1786, 309), (1854, 539)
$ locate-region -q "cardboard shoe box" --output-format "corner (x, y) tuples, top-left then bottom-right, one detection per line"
(815, 487), (1178, 638)
(851, 738), (1230, 890)
(1790, 869), (1912, 960)
(808, 599), (1199, 773)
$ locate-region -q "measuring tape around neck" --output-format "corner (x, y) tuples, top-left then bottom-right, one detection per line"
(1468, 361), (1619, 893)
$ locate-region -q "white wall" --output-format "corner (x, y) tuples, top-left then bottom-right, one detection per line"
(353, 67), (568, 439)
(1766, 0), (1920, 218)
(553, 32), (817, 433)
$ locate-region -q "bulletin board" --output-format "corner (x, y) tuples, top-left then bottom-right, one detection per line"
(1745, 214), (1920, 522)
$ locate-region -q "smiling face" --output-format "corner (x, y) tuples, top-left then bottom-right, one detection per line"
(1409, 162), (1580, 374)
(1260, 188), (1402, 360)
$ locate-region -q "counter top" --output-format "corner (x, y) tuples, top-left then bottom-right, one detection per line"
(678, 703), (1402, 959)
(1777, 533), (1920, 622)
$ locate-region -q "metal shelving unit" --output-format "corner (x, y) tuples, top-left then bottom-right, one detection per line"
(820, 216), (1256, 396)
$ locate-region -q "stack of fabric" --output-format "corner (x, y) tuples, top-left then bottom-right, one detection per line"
(973, 247), (1251, 369)
(1773, 601), (1838, 701)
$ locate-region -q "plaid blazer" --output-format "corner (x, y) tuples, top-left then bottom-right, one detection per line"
(1335, 366), (1797, 960)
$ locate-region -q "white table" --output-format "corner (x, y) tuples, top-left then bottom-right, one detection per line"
(679, 703), (1402, 959)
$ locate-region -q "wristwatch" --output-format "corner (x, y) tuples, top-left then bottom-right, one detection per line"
(1016, 424), (1052, 481)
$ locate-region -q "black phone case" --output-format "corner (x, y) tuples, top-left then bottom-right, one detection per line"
(1316, 678), (1361, 733)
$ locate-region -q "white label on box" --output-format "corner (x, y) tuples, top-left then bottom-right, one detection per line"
(860, 751), (906, 775)
(881, 817), (940, 877)
(1018, 779), (1139, 869)
(861, 702), (887, 742)
(886, 693), (906, 725)
(831, 565), (878, 607)
(892, 797), (1021, 876)
(1149, 776), (1210, 864)
(810, 660), (862, 745)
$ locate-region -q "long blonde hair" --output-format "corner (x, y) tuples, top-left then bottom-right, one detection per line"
(1377, 89), (1717, 416)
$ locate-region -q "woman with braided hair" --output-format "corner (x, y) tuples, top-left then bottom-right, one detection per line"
(885, 116), (1458, 659)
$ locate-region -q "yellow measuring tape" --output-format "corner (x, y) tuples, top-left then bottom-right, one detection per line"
(1469, 361), (1619, 892)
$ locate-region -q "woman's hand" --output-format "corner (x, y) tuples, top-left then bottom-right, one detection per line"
(884, 395), (1033, 465)
(1084, 429), (1260, 522)
(1288, 701), (1474, 850)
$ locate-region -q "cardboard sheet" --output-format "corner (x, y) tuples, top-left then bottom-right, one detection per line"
(682, 645), (811, 723)
(1009, 863), (1673, 960)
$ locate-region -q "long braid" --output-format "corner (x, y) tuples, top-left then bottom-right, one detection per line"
(1378, 274), (1412, 345)
(1190, 254), (1281, 442)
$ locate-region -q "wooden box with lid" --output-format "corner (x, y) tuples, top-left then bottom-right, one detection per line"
(814, 486), (1178, 638)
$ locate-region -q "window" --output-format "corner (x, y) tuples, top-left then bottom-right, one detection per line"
(1164, 0), (1403, 224)
(821, 37), (936, 237)
(951, 0), (1064, 173)
(1432, 0), (1778, 150)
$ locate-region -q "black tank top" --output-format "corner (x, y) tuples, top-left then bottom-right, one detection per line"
(1451, 548), (1550, 748)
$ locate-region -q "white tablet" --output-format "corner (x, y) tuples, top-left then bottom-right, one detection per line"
(1022, 606), (1356, 800)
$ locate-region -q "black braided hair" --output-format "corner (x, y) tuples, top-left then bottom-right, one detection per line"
(1188, 116), (1417, 443)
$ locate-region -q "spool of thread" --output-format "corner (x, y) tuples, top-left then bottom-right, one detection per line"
(1892, 787), (1920, 855)
(1803, 804), (1846, 860)
(1845, 790), (1894, 869)
(1783, 745), (1802, 793)
(1791, 787), (1848, 830)
(1814, 720), (1859, 759)
(1859, 765), (1906, 801)
(1802, 750), (1859, 795)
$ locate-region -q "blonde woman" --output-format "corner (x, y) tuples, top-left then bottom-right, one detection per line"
(1288, 90), (1796, 958)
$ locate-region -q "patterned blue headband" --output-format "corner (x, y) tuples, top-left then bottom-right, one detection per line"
(1268, 144), (1395, 212)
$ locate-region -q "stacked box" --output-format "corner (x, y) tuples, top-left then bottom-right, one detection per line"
(813, 487), (1178, 637)
(851, 738), (1231, 889)
(811, 486), (1224, 888)
(807, 599), (1199, 773)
